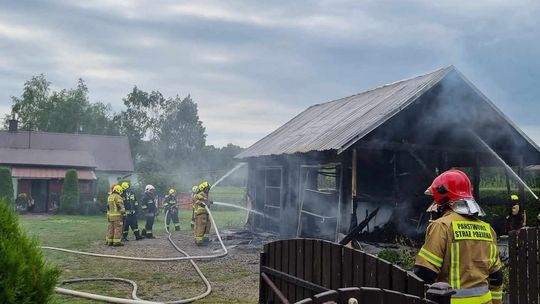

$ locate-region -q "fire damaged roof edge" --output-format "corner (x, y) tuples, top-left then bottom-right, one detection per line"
(452, 69), (540, 154)
(235, 66), (453, 159)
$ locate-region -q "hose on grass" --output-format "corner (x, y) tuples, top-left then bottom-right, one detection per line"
(43, 205), (227, 303)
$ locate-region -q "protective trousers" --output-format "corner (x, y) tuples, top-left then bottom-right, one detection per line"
(166, 208), (180, 231)
(107, 220), (123, 245)
(194, 213), (211, 245)
(122, 214), (141, 239)
(142, 212), (155, 238)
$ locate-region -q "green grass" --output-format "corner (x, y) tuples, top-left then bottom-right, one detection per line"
(19, 210), (256, 303)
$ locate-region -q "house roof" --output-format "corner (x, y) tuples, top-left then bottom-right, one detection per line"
(0, 148), (96, 168)
(236, 66), (540, 159)
(0, 131), (134, 172)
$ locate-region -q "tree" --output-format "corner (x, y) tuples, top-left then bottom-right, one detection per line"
(96, 177), (110, 213)
(157, 95), (206, 166)
(0, 167), (14, 206)
(60, 169), (80, 214)
(10, 75), (119, 135)
(0, 200), (60, 303)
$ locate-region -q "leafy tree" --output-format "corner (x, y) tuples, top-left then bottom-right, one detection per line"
(0, 200), (60, 303)
(59, 169), (80, 214)
(0, 167), (14, 206)
(10, 75), (118, 135)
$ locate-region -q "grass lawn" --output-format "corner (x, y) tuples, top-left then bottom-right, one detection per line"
(20, 210), (259, 303)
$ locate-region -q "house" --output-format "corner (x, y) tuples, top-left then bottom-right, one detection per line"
(236, 66), (540, 241)
(0, 121), (134, 212)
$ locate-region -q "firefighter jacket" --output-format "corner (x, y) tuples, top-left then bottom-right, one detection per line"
(193, 192), (211, 215)
(122, 189), (138, 215)
(415, 210), (503, 304)
(141, 191), (157, 213)
(163, 194), (178, 210)
(107, 193), (125, 222)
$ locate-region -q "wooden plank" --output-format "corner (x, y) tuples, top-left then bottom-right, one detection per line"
(312, 240), (323, 288)
(337, 287), (361, 303)
(359, 287), (383, 304)
(288, 239), (297, 302)
(364, 253), (378, 287)
(321, 241), (332, 288)
(304, 240), (314, 300)
(519, 229), (528, 304)
(342, 247), (353, 288)
(528, 228), (539, 304)
(282, 240), (289, 302)
(391, 265), (407, 293)
(509, 230), (518, 304)
(312, 290), (339, 304)
(260, 252), (267, 303)
(383, 289), (406, 303)
(377, 259), (392, 289)
(268, 242), (276, 303)
(352, 250), (364, 287)
(261, 272), (290, 304)
(296, 239), (305, 301)
(275, 241), (283, 303)
(331, 244), (342, 289)
(406, 272), (425, 298)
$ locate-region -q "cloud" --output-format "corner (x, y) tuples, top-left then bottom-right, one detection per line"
(0, 0), (539, 149)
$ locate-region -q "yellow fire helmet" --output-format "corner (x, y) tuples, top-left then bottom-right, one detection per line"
(113, 185), (123, 194)
(511, 194), (519, 201)
(121, 181), (130, 190)
(198, 181), (210, 192)
(191, 185), (199, 193)
(169, 188), (176, 195)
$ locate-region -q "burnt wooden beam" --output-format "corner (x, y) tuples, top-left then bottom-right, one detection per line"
(261, 272), (291, 304)
(261, 266), (329, 294)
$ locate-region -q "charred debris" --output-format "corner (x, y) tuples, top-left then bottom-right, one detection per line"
(235, 66), (540, 246)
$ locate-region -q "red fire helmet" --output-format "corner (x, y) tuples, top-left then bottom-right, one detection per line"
(427, 169), (473, 206)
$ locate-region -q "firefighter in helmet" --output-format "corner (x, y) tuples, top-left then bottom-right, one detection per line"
(505, 194), (526, 233)
(414, 169), (503, 303)
(121, 181), (142, 241)
(193, 181), (213, 245)
(191, 185), (199, 230)
(140, 184), (157, 238)
(107, 184), (125, 246)
(164, 188), (180, 231)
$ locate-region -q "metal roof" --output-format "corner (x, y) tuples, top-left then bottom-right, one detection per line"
(0, 148), (96, 168)
(236, 66), (453, 159)
(0, 131), (134, 172)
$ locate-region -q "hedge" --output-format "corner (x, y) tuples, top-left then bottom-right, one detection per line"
(59, 169), (80, 214)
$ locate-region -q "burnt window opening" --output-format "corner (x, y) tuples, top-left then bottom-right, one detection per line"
(297, 164), (342, 241)
(263, 166), (282, 233)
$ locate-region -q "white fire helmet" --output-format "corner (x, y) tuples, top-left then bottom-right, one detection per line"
(145, 184), (155, 192)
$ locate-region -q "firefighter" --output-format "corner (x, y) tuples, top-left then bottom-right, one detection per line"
(107, 185), (125, 246)
(505, 195), (526, 233)
(164, 188), (180, 231)
(193, 181), (213, 245)
(121, 181), (142, 241)
(414, 169), (503, 304)
(140, 184), (157, 238)
(191, 185), (199, 230)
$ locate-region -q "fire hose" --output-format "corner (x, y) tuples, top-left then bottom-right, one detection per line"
(42, 205), (228, 303)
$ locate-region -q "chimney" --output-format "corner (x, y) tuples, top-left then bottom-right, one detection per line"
(8, 114), (18, 132)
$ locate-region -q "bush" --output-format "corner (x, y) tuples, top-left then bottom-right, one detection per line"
(377, 248), (417, 271)
(96, 178), (110, 213)
(0, 167), (14, 206)
(59, 169), (80, 214)
(0, 200), (60, 302)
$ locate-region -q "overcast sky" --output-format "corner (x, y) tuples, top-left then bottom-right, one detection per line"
(0, 0), (539, 147)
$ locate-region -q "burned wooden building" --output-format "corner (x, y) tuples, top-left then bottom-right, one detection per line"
(236, 66), (540, 241)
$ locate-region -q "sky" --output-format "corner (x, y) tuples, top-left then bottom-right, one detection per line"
(0, 0), (539, 148)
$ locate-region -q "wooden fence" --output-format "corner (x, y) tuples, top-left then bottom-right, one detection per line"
(260, 239), (429, 304)
(509, 227), (539, 304)
(294, 287), (437, 304)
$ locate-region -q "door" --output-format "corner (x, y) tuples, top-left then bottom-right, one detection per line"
(31, 180), (49, 213)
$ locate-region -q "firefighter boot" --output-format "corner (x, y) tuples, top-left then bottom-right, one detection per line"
(122, 232), (129, 242)
(135, 230), (143, 240)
